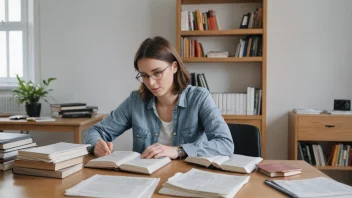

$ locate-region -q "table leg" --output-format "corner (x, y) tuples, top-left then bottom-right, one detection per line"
(73, 127), (81, 144)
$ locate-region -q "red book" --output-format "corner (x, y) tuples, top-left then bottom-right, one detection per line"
(257, 163), (302, 177)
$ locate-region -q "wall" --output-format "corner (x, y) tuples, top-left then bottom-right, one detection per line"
(33, 0), (352, 160)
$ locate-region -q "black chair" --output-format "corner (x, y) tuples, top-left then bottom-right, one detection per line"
(227, 124), (262, 157)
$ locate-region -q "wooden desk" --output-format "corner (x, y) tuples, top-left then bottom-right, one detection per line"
(0, 114), (106, 144)
(0, 160), (329, 198)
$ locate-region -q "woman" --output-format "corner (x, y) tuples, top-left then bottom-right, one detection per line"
(84, 36), (234, 159)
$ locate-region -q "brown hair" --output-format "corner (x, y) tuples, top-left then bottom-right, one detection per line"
(134, 36), (190, 101)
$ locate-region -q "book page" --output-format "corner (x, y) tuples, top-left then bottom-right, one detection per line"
(211, 156), (231, 168)
(165, 168), (250, 197)
(221, 154), (262, 173)
(272, 177), (352, 197)
(119, 157), (171, 174)
(85, 151), (140, 168)
(185, 156), (226, 167)
(65, 174), (160, 198)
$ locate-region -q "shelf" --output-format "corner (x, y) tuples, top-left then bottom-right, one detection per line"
(182, 0), (262, 4)
(222, 115), (262, 120)
(182, 57), (262, 63)
(181, 29), (263, 37)
(315, 166), (352, 171)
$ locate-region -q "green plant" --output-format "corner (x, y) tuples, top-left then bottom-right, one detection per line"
(12, 74), (57, 105)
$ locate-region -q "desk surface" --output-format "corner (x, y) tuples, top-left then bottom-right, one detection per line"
(0, 114), (106, 126)
(0, 159), (328, 198)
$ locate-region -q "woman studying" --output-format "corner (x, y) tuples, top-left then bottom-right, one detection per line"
(84, 36), (233, 159)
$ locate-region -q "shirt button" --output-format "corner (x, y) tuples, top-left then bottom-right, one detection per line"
(137, 134), (140, 137)
(173, 132), (176, 136)
(154, 133), (158, 136)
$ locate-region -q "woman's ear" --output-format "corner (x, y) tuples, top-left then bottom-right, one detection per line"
(172, 61), (178, 73)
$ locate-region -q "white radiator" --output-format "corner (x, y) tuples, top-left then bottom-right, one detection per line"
(0, 93), (25, 114)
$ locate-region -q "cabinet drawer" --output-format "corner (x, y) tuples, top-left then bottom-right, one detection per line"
(297, 117), (352, 141)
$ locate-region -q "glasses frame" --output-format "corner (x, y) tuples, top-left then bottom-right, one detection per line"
(135, 63), (172, 83)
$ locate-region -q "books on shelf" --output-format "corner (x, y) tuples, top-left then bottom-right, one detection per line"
(211, 87), (262, 115)
(264, 177), (352, 198)
(239, 8), (263, 29)
(65, 174), (160, 198)
(85, 151), (171, 175)
(257, 163), (302, 177)
(159, 168), (250, 197)
(0, 132), (37, 171)
(206, 51), (229, 58)
(181, 9), (218, 31)
(234, 36), (262, 57)
(190, 73), (209, 91)
(180, 37), (204, 58)
(185, 154), (263, 173)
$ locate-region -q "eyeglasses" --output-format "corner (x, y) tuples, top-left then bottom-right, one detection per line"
(135, 64), (171, 83)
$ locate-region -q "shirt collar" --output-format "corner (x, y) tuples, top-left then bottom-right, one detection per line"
(146, 86), (189, 109)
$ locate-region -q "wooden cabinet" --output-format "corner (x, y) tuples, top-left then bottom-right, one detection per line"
(288, 112), (352, 170)
(176, 0), (267, 158)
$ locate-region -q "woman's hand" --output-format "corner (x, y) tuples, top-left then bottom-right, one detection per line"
(94, 139), (113, 157)
(141, 143), (178, 159)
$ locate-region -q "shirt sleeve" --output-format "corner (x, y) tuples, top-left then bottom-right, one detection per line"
(84, 93), (133, 153)
(182, 91), (234, 157)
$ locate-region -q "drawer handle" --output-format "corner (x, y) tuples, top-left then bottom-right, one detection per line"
(325, 124), (335, 128)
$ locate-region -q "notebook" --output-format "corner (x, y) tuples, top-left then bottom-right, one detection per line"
(85, 151), (171, 175)
(185, 154), (263, 173)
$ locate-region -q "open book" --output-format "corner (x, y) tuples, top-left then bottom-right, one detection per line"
(185, 154), (263, 173)
(65, 174), (159, 198)
(85, 151), (171, 175)
(159, 168), (250, 198)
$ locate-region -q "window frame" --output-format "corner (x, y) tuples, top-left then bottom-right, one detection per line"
(0, 0), (37, 88)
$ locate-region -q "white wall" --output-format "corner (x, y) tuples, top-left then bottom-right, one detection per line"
(267, 0), (352, 159)
(35, 0), (352, 159)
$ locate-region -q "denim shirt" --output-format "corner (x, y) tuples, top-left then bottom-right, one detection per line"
(84, 85), (234, 157)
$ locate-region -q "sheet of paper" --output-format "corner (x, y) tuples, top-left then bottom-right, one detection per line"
(65, 174), (159, 198)
(273, 177), (352, 197)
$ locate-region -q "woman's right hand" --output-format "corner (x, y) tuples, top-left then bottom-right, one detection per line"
(93, 139), (113, 157)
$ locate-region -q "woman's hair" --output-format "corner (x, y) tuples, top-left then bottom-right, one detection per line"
(134, 36), (190, 101)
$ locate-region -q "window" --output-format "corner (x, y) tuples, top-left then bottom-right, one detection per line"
(0, 0), (35, 86)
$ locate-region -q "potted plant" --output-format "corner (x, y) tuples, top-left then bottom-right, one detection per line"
(12, 74), (57, 117)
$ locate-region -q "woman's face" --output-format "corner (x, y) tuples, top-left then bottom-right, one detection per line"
(137, 58), (177, 97)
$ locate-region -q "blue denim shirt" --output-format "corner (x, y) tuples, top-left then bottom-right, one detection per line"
(84, 85), (234, 157)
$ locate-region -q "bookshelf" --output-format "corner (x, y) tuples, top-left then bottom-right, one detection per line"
(288, 112), (352, 171)
(176, 0), (267, 158)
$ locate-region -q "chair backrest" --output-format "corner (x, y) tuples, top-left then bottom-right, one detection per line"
(227, 124), (262, 157)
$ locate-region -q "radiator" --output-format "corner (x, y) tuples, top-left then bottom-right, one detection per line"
(0, 93), (26, 114)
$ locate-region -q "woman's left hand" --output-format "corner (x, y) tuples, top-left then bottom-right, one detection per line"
(141, 143), (179, 159)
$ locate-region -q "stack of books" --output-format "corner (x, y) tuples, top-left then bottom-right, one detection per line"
(50, 103), (98, 118)
(185, 154), (263, 173)
(257, 163), (302, 177)
(13, 142), (90, 178)
(159, 168), (250, 197)
(292, 108), (322, 114)
(206, 51), (229, 58)
(0, 133), (37, 171)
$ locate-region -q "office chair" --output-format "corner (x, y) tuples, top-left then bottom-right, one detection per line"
(227, 123), (262, 157)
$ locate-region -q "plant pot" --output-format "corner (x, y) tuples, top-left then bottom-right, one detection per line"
(25, 103), (42, 117)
